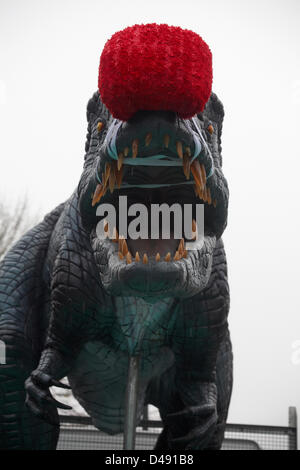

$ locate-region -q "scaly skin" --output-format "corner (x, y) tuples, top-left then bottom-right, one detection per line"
(0, 91), (232, 449)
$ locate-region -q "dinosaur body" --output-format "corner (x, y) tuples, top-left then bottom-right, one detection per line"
(0, 91), (232, 449)
(0, 25), (232, 449)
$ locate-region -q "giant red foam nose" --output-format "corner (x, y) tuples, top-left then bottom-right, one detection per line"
(98, 23), (213, 121)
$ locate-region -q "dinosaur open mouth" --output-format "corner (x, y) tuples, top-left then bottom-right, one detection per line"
(90, 111), (227, 269)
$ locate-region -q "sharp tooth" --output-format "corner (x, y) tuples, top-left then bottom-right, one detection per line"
(124, 147), (129, 157)
(112, 227), (119, 242)
(155, 253), (161, 262)
(119, 237), (128, 256)
(199, 185), (205, 201)
(92, 183), (104, 207)
(135, 252), (140, 262)
(183, 154), (190, 179)
(109, 166), (116, 193)
(104, 163), (111, 185)
(197, 185), (202, 199)
(192, 219), (197, 240)
(164, 134), (170, 148)
(118, 252), (124, 260)
(143, 253), (148, 264)
(202, 186), (208, 202)
(164, 252), (171, 262)
(191, 160), (204, 189)
(183, 249), (187, 258)
(185, 146), (191, 157)
(207, 187), (212, 205)
(193, 182), (203, 200)
(126, 252), (132, 264)
(104, 221), (109, 232)
(174, 251), (181, 261)
(178, 238), (184, 254)
(213, 199), (217, 208)
(145, 133), (152, 146)
(200, 164), (207, 186)
(176, 141), (183, 159)
(115, 166), (123, 189)
(117, 152), (124, 171)
(122, 239), (129, 256)
(132, 139), (138, 158)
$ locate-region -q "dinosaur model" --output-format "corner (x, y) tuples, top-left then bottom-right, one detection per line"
(0, 23), (232, 450)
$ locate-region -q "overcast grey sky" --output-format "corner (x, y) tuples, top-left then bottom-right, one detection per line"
(1, 0), (300, 432)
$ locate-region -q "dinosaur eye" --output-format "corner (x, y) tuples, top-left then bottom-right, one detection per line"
(97, 121), (104, 132)
(207, 124), (214, 135)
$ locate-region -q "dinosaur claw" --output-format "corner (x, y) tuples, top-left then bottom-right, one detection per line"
(25, 396), (43, 418)
(26, 373), (72, 411)
(50, 379), (72, 389)
(26, 397), (59, 426)
(46, 396), (72, 410)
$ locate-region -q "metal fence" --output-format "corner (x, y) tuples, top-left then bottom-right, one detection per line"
(57, 407), (297, 450)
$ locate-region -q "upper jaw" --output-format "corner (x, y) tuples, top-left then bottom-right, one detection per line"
(90, 117), (228, 241)
(93, 112), (222, 209)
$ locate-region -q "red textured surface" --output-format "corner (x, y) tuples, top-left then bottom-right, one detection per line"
(98, 23), (213, 121)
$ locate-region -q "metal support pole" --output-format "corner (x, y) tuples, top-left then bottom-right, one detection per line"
(123, 355), (140, 450)
(288, 406), (298, 450)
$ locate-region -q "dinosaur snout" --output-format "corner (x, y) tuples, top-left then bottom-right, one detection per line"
(113, 110), (195, 162)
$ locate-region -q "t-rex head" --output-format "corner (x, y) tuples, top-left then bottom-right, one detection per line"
(77, 24), (229, 299)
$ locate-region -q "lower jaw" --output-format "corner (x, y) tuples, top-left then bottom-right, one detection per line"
(98, 234), (216, 299)
(103, 260), (185, 298)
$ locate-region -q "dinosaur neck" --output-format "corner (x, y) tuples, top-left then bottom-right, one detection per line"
(114, 296), (175, 356)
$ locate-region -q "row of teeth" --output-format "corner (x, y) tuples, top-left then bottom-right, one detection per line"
(103, 222), (198, 264)
(91, 135), (217, 208)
